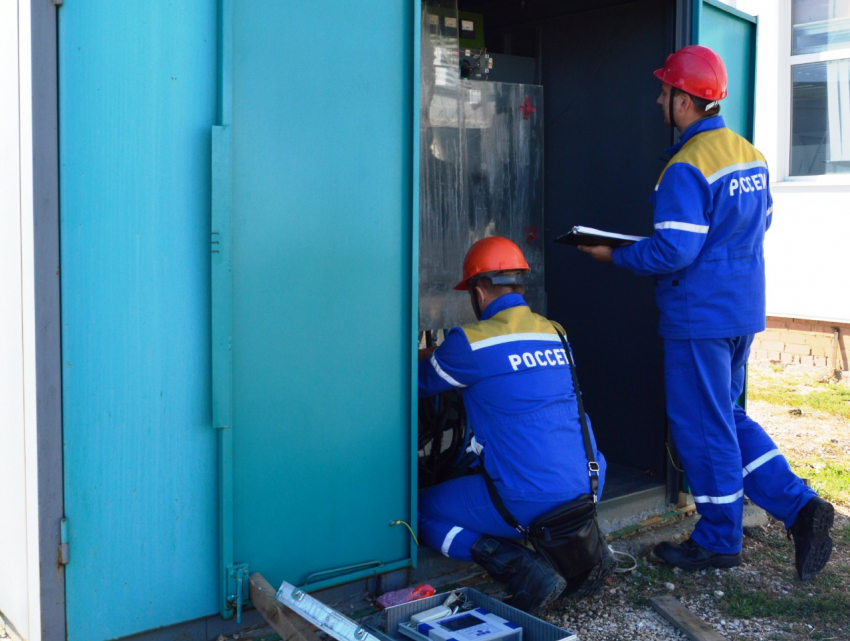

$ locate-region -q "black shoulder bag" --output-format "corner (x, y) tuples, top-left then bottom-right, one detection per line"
(479, 326), (613, 597)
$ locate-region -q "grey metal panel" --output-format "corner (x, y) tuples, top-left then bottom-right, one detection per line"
(30, 1), (66, 639)
(419, 81), (545, 331)
(419, 3), (544, 332)
(488, 54), (536, 85)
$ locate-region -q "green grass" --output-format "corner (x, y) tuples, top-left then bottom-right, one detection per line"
(840, 523), (850, 545)
(723, 583), (850, 625)
(748, 382), (850, 419)
(787, 458), (850, 506)
(745, 369), (850, 508)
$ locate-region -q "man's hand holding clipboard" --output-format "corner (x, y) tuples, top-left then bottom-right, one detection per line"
(556, 225), (647, 263)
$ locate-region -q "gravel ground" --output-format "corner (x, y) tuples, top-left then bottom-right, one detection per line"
(538, 365), (850, 641)
(545, 515), (850, 641)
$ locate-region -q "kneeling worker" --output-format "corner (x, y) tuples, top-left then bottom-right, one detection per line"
(418, 236), (610, 614)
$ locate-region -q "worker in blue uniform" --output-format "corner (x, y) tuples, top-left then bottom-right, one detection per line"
(418, 236), (612, 613)
(578, 45), (834, 580)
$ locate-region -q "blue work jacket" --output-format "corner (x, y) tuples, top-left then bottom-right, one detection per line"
(419, 293), (606, 502)
(613, 116), (773, 339)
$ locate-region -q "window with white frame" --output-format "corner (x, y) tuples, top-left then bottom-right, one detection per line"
(790, 0), (850, 176)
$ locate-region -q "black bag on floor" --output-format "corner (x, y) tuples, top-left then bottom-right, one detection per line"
(480, 325), (613, 596)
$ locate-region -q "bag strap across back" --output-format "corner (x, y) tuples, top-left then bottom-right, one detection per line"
(479, 324), (599, 536)
(554, 326), (600, 503)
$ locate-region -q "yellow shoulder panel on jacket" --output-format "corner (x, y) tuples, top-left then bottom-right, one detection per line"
(656, 127), (766, 186)
(461, 305), (559, 345)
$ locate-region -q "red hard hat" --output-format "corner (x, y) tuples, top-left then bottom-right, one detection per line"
(455, 236), (530, 291)
(654, 45), (728, 101)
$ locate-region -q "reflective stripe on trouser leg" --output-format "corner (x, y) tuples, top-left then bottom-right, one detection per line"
(417, 514), (480, 561)
(664, 338), (744, 554)
(729, 337), (817, 528)
(417, 474), (567, 561)
(417, 475), (520, 562)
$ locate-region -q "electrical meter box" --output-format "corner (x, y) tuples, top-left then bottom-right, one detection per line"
(458, 11), (485, 49)
(424, 8), (484, 49)
(387, 588), (576, 641)
(400, 609), (521, 641)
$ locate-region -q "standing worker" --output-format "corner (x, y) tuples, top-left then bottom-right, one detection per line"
(418, 236), (613, 613)
(577, 45), (833, 579)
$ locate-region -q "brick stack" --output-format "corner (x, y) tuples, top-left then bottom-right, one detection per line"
(750, 318), (849, 369)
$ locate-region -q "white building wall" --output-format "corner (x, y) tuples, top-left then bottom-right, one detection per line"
(0, 3), (47, 640)
(732, 0), (850, 323)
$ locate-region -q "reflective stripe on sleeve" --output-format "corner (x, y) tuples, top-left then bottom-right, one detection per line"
(654, 221), (710, 234)
(705, 160), (768, 184)
(766, 205), (773, 216)
(742, 449), (781, 478)
(692, 489), (744, 505)
(441, 526), (463, 557)
(429, 354), (466, 388)
(469, 332), (562, 351)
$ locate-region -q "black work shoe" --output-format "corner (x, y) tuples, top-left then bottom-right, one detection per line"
(653, 538), (741, 571)
(789, 496), (834, 581)
(562, 545), (618, 599)
(471, 536), (566, 615)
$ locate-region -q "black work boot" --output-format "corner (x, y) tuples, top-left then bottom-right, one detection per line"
(471, 536), (566, 615)
(788, 496), (834, 581)
(563, 544), (618, 599)
(653, 538), (742, 571)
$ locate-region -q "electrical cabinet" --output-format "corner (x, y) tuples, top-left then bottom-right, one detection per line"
(17, 1), (758, 640)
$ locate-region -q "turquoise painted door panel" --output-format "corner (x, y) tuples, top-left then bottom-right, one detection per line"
(694, 0), (758, 141)
(59, 3), (219, 641)
(222, 1), (415, 593)
(693, 0), (757, 410)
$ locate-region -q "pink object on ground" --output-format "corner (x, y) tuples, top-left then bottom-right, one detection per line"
(376, 584), (436, 608)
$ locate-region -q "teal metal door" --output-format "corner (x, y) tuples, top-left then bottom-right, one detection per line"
(59, 4), (220, 640)
(693, 0), (758, 141)
(213, 1), (418, 618)
(693, 0), (758, 412)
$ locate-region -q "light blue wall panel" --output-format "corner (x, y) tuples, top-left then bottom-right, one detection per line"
(696, 0), (757, 141)
(223, 1), (415, 592)
(59, 3), (219, 640)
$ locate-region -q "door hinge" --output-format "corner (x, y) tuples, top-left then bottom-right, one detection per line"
(59, 518), (69, 565)
(226, 563), (250, 623)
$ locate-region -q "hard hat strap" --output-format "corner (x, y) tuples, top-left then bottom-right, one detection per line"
(470, 271), (528, 287)
(668, 87), (677, 129)
(470, 287), (483, 320)
(489, 273), (528, 286)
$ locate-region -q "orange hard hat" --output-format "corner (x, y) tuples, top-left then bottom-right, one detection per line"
(654, 45), (728, 101)
(454, 236), (530, 291)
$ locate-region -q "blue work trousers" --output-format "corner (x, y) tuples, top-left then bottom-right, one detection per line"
(418, 475), (567, 561)
(665, 336), (816, 554)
